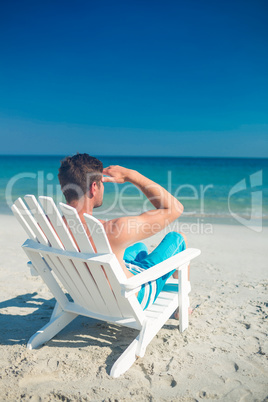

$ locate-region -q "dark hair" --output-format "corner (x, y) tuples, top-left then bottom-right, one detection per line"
(58, 153), (103, 203)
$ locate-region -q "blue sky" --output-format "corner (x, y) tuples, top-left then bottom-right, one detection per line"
(0, 0), (267, 157)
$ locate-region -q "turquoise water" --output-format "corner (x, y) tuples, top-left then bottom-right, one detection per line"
(0, 155), (267, 225)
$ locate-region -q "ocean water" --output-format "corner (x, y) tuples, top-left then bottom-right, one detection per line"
(0, 155), (267, 226)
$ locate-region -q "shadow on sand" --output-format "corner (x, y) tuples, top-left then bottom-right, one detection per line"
(0, 292), (178, 374)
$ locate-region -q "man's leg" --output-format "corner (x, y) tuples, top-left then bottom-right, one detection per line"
(136, 231), (187, 268)
(133, 231), (187, 309)
(123, 242), (148, 264)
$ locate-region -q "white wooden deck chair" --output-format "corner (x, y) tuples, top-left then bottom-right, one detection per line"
(11, 195), (201, 377)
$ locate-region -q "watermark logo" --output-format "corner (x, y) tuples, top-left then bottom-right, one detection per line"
(228, 170), (263, 232)
(8, 168), (265, 234)
(5, 169), (214, 235)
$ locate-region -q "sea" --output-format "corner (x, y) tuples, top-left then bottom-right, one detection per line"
(1, 155), (267, 228)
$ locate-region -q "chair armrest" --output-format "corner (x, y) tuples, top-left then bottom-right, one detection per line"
(121, 248), (201, 293)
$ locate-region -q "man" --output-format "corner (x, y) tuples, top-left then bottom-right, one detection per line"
(58, 153), (188, 311)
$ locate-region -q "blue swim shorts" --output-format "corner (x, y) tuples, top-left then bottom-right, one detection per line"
(123, 232), (186, 310)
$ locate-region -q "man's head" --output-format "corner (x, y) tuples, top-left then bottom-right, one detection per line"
(58, 153), (104, 208)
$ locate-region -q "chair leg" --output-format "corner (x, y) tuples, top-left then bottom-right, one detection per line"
(110, 315), (170, 377)
(50, 301), (62, 320)
(179, 264), (189, 332)
(136, 321), (150, 358)
(110, 338), (139, 378)
(27, 310), (78, 350)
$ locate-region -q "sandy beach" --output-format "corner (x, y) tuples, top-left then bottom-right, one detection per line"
(0, 214), (267, 401)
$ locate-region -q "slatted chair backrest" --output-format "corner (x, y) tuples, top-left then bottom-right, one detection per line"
(59, 202), (144, 323)
(11, 197), (69, 310)
(12, 195), (144, 326)
(83, 212), (145, 322)
(22, 195), (93, 309)
(39, 196), (102, 313)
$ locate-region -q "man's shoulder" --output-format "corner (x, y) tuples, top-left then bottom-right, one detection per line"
(101, 216), (130, 235)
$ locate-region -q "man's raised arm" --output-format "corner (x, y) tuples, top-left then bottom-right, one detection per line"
(102, 165), (183, 245)
(127, 168), (183, 217)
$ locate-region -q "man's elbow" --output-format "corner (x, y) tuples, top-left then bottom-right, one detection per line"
(176, 202), (184, 217)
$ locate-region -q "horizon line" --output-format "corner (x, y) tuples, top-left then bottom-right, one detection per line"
(0, 154), (268, 160)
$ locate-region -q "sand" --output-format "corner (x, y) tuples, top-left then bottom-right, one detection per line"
(0, 214), (267, 401)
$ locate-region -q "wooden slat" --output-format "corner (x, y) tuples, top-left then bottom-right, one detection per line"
(70, 260), (110, 316)
(59, 203), (95, 253)
(56, 256), (93, 308)
(42, 252), (93, 310)
(11, 204), (37, 241)
(39, 196), (101, 312)
(14, 198), (49, 245)
(39, 196), (78, 251)
(42, 252), (88, 307)
(83, 213), (112, 253)
(100, 256), (145, 322)
(24, 195), (63, 249)
(84, 260), (122, 317)
(23, 248), (69, 309)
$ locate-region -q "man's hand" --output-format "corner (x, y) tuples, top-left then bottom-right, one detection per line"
(102, 165), (133, 183)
